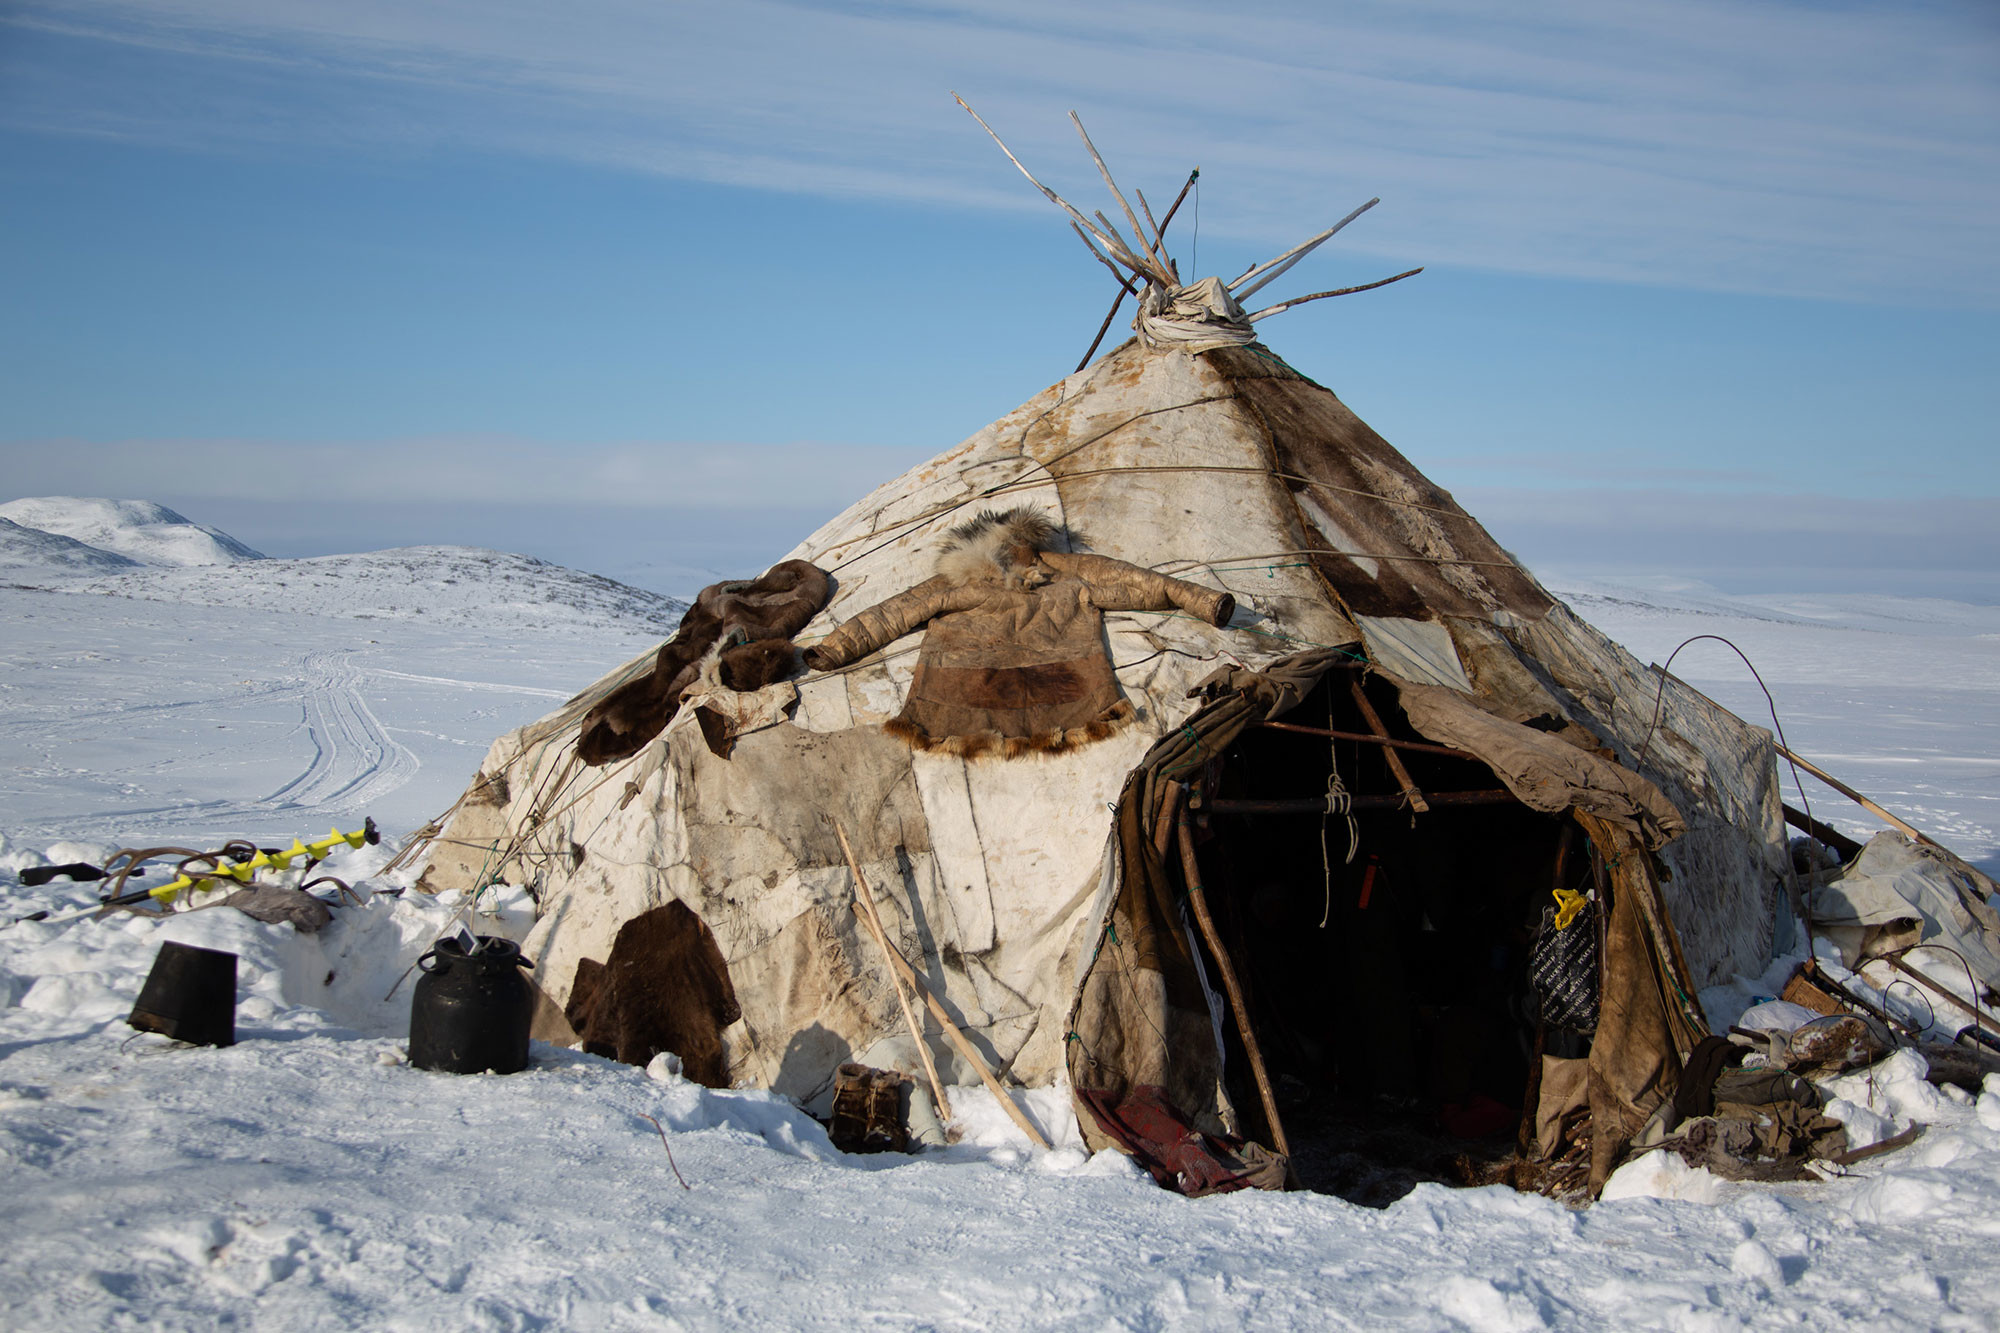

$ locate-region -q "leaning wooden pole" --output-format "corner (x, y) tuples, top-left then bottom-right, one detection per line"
(1349, 678), (1429, 813)
(833, 830), (1051, 1149)
(1175, 804), (1296, 1179)
(1774, 744), (1935, 847)
(1660, 669), (1988, 887)
(834, 821), (952, 1127)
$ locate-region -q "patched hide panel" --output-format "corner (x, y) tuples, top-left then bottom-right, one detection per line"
(1208, 346), (1552, 623)
(565, 900), (742, 1086)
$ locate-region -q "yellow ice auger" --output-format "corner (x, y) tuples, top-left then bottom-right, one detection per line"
(148, 819), (380, 905)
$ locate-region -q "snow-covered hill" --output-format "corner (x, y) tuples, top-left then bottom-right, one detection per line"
(0, 515), (140, 575)
(42, 544), (690, 633)
(0, 496), (264, 567)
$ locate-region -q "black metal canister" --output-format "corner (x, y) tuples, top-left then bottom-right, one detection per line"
(128, 941), (237, 1047)
(407, 935), (534, 1074)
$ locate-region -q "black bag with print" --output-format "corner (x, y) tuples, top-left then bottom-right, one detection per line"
(1529, 899), (1599, 1033)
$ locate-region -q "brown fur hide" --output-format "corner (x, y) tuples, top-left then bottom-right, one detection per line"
(563, 900), (742, 1086)
(576, 559), (830, 766)
(805, 508), (1232, 759)
(717, 638), (799, 692)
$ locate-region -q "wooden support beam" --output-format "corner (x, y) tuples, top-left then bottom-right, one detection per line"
(1775, 744), (1931, 846)
(1152, 780), (1185, 859)
(1207, 791), (1514, 816)
(1075, 168), (1198, 371)
(835, 824), (1048, 1150)
(1255, 720), (1477, 760)
(1348, 678), (1428, 813)
(1781, 803), (1865, 861)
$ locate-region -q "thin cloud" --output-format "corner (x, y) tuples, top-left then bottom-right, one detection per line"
(1464, 486), (2000, 601)
(3, 0), (1995, 305)
(0, 436), (929, 509)
(1425, 451), (1787, 489)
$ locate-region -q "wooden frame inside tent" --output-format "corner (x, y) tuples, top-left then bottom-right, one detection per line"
(412, 107), (1800, 1202)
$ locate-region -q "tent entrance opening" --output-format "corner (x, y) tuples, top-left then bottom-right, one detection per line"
(1198, 671), (1580, 1206)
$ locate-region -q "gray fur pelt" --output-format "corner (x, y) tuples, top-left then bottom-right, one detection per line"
(936, 506), (1068, 587)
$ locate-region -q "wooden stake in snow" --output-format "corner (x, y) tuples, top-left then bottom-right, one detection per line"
(834, 820), (953, 1128)
(844, 900), (1053, 1149)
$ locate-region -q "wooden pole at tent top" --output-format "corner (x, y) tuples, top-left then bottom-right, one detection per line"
(1076, 168), (1200, 372)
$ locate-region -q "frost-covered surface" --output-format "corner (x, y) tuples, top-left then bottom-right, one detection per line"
(0, 496), (264, 567)
(2, 555), (1998, 1328)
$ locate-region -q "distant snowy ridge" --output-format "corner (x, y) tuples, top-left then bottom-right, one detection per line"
(28, 544), (689, 633)
(0, 495), (263, 567)
(0, 515), (140, 574)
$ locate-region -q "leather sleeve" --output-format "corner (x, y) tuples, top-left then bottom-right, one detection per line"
(1041, 552), (1236, 627)
(801, 575), (979, 670)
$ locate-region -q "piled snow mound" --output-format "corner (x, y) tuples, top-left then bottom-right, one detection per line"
(0, 496), (264, 567)
(49, 545), (689, 632)
(0, 515), (139, 575)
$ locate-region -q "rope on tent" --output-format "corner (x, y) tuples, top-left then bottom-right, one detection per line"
(379, 788), (468, 876)
(448, 743), (586, 908)
(1124, 608), (1372, 658)
(1318, 687), (1358, 928)
(1633, 634), (1827, 965)
(812, 389), (1232, 568)
(1158, 548), (1525, 574)
(818, 396), (1232, 573)
(813, 404), (1504, 580)
(977, 463), (1486, 525)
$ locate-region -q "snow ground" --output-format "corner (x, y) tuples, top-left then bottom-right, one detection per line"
(3, 536), (1999, 1329)
(0, 549), (681, 850)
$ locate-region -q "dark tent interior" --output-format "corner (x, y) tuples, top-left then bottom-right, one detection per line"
(1186, 668), (1601, 1205)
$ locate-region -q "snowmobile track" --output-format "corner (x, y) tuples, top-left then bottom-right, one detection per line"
(260, 649), (419, 815)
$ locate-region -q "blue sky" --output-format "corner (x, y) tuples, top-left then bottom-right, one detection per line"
(2, 1), (1996, 598)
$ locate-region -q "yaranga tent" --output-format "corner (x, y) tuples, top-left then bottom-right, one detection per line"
(414, 114), (1797, 1199)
